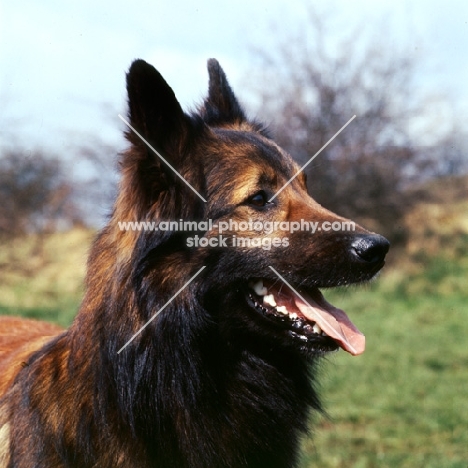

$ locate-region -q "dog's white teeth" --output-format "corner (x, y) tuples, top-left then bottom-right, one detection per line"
(251, 280), (267, 296)
(289, 312), (298, 320)
(312, 324), (322, 335)
(263, 294), (277, 307)
(276, 305), (288, 315)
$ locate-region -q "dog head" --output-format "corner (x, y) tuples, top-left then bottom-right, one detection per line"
(115, 58), (389, 357)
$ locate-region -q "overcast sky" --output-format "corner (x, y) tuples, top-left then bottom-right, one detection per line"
(1, 0), (467, 153)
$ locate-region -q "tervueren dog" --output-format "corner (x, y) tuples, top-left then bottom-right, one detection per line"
(0, 58), (389, 467)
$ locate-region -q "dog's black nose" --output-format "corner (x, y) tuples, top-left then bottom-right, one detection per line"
(351, 234), (390, 264)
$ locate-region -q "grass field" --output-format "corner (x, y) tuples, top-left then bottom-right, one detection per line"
(301, 274), (468, 467)
(0, 201), (467, 466)
(0, 228), (91, 325)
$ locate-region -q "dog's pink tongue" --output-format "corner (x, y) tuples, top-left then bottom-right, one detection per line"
(293, 289), (365, 356)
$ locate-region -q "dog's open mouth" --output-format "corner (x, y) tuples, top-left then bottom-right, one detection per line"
(247, 279), (365, 356)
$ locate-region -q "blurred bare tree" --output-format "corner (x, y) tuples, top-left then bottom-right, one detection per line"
(0, 150), (81, 240)
(250, 10), (466, 243)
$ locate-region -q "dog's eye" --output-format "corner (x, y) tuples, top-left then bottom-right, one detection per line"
(248, 191), (269, 207)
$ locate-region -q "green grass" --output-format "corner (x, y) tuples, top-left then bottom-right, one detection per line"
(0, 228), (91, 326)
(0, 300), (79, 327)
(1, 230), (467, 466)
(300, 259), (468, 467)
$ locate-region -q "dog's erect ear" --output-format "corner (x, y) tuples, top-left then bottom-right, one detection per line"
(125, 59), (190, 155)
(119, 60), (204, 218)
(201, 58), (247, 126)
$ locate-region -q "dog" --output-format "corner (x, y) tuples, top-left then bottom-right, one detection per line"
(0, 58), (389, 467)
